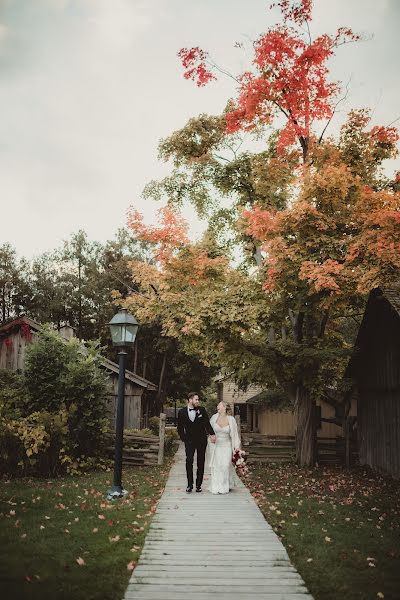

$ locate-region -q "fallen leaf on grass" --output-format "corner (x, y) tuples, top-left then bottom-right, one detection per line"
(324, 536), (331, 542)
(127, 560), (137, 571)
(307, 558), (313, 563)
(92, 528), (98, 533)
(377, 593), (384, 599)
(109, 535), (120, 542)
(76, 557), (85, 566)
(97, 514), (105, 520)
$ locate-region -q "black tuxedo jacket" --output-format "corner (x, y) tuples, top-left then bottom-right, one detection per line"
(177, 406), (215, 443)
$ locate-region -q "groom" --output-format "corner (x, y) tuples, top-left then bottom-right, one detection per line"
(177, 392), (216, 493)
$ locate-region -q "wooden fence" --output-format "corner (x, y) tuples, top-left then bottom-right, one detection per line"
(242, 432), (358, 466)
(105, 413), (167, 466)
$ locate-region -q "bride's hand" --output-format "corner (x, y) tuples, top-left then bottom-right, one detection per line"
(210, 435), (216, 444)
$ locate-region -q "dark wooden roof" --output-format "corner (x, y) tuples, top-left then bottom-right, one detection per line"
(0, 316), (41, 336)
(101, 357), (157, 390)
(347, 284), (400, 389)
(380, 282), (400, 316)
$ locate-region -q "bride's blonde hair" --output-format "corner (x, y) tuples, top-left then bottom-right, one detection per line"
(218, 401), (232, 415)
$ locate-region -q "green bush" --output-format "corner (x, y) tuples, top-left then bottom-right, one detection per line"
(165, 427), (179, 454)
(148, 416), (160, 435)
(23, 328), (109, 458)
(0, 329), (110, 477)
(0, 370), (27, 419)
(0, 404), (69, 477)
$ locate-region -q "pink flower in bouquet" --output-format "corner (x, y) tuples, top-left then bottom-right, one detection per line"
(232, 449), (249, 476)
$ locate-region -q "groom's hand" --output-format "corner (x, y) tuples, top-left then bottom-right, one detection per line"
(210, 435), (216, 444)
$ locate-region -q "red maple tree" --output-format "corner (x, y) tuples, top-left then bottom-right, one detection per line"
(179, 0), (359, 161)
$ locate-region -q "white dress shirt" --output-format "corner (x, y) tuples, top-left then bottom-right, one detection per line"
(188, 406), (196, 422)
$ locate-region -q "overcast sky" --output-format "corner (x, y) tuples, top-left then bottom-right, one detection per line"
(1, 0), (399, 259)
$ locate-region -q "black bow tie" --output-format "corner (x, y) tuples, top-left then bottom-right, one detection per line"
(189, 408), (196, 411)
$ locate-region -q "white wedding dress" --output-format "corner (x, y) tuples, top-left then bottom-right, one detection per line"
(207, 414), (241, 494)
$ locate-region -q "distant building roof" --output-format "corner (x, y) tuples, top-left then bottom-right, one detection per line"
(101, 357), (157, 390)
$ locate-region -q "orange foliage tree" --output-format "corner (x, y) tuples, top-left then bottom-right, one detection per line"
(122, 1), (400, 466)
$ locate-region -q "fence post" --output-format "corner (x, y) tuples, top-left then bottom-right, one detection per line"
(158, 413), (166, 465)
(235, 414), (241, 443)
(345, 419), (350, 468)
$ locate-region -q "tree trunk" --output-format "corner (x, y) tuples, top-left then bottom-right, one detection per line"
(78, 256), (82, 340)
(157, 353), (167, 407)
(295, 385), (316, 467)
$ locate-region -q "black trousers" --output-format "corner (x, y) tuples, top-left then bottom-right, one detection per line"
(184, 438), (207, 488)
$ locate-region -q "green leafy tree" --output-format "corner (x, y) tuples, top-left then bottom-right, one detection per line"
(24, 328), (109, 456)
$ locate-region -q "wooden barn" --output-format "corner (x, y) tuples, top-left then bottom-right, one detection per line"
(347, 284), (400, 479)
(0, 316), (157, 430)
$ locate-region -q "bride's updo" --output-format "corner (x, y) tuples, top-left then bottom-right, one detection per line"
(217, 401), (232, 415)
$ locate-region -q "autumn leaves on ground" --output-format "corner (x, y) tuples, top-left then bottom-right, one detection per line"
(0, 463), (171, 600)
(1, 460), (399, 600)
(246, 464), (400, 600)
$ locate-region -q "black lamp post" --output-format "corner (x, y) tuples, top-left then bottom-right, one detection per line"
(107, 308), (139, 499)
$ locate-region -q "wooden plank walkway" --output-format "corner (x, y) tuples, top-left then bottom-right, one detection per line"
(123, 444), (313, 600)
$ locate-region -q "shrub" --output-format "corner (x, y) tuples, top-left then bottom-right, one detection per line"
(148, 416), (160, 435)
(165, 427), (179, 454)
(0, 405), (69, 477)
(0, 370), (27, 418)
(23, 329), (109, 458)
(0, 329), (110, 477)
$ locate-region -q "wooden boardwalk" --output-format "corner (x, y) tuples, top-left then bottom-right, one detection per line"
(123, 444), (313, 600)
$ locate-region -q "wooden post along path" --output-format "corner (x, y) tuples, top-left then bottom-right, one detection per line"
(157, 412), (166, 466)
(123, 444), (313, 600)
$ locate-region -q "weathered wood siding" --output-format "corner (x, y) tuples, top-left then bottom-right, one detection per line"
(358, 389), (400, 478)
(0, 329), (39, 371)
(106, 378), (144, 430)
(221, 381), (263, 406)
(352, 289), (400, 479)
(221, 378), (357, 439)
(255, 396), (357, 438)
(257, 409), (295, 436)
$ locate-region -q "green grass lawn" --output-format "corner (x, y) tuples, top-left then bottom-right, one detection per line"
(246, 462), (400, 600)
(0, 460), (172, 600)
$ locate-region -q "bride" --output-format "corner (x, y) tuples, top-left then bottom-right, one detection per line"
(207, 401), (241, 494)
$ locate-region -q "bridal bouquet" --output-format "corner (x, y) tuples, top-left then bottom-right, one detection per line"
(232, 448), (249, 476)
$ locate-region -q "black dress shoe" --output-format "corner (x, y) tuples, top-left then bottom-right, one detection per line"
(186, 486), (193, 493)
(196, 487), (202, 493)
